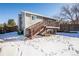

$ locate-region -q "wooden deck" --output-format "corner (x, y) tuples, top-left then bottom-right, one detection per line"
(25, 22), (60, 39)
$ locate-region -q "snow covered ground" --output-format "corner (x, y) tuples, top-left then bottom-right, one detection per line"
(0, 32), (24, 41)
(0, 32), (79, 56)
(57, 32), (79, 38)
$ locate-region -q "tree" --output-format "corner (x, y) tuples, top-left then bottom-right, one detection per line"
(3, 23), (7, 27)
(3, 23), (7, 33)
(0, 24), (4, 29)
(53, 16), (68, 24)
(0, 24), (4, 34)
(60, 4), (79, 24)
(8, 19), (16, 27)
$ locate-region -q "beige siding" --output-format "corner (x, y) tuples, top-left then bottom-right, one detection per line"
(25, 13), (31, 28)
(25, 13), (43, 29)
(21, 12), (43, 36)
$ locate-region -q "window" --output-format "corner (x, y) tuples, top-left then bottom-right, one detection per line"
(37, 16), (42, 19)
(32, 15), (37, 20)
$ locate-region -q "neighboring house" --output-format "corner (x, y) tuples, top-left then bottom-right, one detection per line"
(18, 11), (60, 39)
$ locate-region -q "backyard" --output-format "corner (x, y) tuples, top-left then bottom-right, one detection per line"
(0, 32), (79, 56)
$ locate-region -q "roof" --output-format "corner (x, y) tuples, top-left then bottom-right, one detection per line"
(21, 11), (56, 20)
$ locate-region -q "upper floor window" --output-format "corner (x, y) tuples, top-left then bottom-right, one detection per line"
(32, 15), (37, 20)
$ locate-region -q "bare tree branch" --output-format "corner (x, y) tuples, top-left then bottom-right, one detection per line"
(60, 4), (79, 24)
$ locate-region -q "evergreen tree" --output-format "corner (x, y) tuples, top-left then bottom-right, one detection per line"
(8, 19), (16, 27)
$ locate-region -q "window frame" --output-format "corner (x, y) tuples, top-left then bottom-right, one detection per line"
(32, 15), (37, 20)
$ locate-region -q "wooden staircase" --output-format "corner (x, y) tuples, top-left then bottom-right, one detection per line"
(25, 22), (46, 39)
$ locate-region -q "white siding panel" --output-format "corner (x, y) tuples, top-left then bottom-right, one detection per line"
(30, 15), (43, 26)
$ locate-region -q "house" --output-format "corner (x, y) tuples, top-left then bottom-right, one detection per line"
(18, 11), (60, 39)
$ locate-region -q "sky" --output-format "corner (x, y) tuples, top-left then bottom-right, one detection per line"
(0, 3), (72, 24)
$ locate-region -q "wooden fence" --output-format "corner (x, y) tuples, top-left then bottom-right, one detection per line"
(59, 24), (79, 32)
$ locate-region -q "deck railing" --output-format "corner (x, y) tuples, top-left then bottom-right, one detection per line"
(43, 20), (60, 27)
(26, 22), (46, 39)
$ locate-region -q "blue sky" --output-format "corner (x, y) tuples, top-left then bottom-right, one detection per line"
(0, 3), (71, 24)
